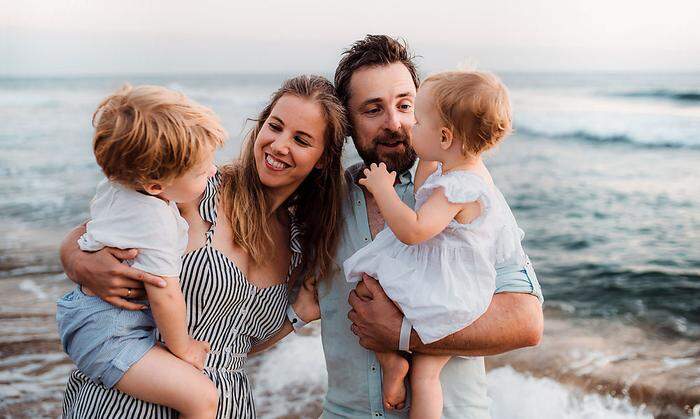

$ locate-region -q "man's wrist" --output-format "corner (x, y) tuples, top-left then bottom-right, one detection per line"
(408, 330), (423, 352)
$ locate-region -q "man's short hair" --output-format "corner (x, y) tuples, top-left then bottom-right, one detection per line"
(334, 35), (420, 108)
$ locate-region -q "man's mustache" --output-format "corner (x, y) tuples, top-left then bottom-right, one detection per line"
(373, 129), (411, 145)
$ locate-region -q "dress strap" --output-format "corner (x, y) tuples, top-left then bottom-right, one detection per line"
(199, 172), (222, 245)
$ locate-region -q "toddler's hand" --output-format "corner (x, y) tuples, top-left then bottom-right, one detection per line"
(358, 162), (396, 195)
(293, 276), (320, 323)
(178, 338), (211, 370)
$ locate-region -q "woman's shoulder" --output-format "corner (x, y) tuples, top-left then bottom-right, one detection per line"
(198, 171), (223, 224)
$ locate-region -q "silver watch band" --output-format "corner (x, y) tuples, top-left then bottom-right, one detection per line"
(286, 304), (307, 333)
(399, 316), (412, 352)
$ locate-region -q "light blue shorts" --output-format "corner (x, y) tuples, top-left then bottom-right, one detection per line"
(56, 286), (157, 388)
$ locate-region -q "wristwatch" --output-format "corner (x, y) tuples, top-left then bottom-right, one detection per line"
(286, 304), (307, 333)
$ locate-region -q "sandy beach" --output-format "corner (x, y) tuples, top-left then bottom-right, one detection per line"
(0, 268), (697, 418)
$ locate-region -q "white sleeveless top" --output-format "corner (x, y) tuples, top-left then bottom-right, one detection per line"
(343, 163), (527, 343)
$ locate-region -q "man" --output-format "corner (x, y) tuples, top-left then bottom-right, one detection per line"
(318, 35), (543, 418)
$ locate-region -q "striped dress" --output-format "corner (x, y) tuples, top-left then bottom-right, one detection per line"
(62, 174), (302, 418)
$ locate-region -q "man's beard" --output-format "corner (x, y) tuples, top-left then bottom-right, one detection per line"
(354, 127), (417, 174)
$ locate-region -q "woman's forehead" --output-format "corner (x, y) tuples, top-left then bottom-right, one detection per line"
(270, 94), (326, 138)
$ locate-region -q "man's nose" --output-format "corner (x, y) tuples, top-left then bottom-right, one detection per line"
(383, 108), (402, 132)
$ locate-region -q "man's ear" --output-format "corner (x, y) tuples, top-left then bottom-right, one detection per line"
(440, 127), (454, 151)
(142, 182), (164, 196)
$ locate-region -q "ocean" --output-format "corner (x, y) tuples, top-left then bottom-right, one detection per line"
(0, 72), (698, 418)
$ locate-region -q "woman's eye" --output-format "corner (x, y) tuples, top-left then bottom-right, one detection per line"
(268, 122), (282, 131)
(294, 136), (309, 146)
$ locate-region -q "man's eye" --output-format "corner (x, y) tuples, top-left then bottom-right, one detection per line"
(399, 103), (413, 110)
(364, 108), (380, 115)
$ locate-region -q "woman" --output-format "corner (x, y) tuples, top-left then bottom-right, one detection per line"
(58, 75), (346, 418)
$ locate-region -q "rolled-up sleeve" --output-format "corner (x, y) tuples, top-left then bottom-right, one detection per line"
(494, 256), (543, 303)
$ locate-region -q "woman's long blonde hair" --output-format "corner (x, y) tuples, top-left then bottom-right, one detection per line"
(219, 75), (347, 280)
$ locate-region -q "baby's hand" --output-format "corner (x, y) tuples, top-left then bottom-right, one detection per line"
(177, 337), (211, 370)
(358, 162), (396, 195)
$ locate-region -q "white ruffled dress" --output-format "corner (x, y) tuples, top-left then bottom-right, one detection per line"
(343, 164), (528, 344)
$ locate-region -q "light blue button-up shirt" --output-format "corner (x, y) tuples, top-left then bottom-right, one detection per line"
(318, 162), (543, 419)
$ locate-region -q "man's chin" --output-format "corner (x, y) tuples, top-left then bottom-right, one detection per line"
(376, 150), (416, 173)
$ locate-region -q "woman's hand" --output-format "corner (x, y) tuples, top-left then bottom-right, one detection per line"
(60, 224), (167, 310)
(358, 162), (396, 196)
(293, 276), (320, 323)
(74, 247), (167, 310)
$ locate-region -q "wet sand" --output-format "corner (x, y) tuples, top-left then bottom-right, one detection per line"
(0, 273), (698, 418)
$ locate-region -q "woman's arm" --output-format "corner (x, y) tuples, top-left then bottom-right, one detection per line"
(59, 224), (166, 310)
(249, 276), (320, 354)
(249, 321), (294, 355)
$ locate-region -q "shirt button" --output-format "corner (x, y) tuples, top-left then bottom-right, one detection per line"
(240, 307), (248, 315)
(356, 200), (361, 206)
(363, 237), (369, 241)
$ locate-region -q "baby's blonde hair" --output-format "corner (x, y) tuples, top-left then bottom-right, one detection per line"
(92, 84), (227, 188)
(423, 71), (512, 156)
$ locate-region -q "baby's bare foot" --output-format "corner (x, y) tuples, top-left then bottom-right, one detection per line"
(381, 354), (409, 410)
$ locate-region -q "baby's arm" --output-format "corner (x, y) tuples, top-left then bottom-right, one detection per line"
(360, 163), (468, 245)
(146, 278), (209, 369)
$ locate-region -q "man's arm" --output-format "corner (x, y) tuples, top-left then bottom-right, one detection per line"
(59, 223), (166, 310)
(348, 276), (542, 356)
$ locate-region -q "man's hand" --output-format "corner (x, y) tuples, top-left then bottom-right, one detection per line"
(347, 274), (403, 351)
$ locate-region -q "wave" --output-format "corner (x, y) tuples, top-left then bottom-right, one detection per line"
(614, 89), (700, 103)
(515, 126), (700, 149)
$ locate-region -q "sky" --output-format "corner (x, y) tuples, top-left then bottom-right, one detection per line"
(2, 0), (700, 76)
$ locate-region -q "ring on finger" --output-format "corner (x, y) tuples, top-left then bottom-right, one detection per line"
(126, 288), (132, 298)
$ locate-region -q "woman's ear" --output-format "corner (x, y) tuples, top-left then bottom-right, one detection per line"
(440, 127), (454, 151)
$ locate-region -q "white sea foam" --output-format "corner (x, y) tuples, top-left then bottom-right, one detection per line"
(18, 279), (47, 300)
(250, 331), (653, 419)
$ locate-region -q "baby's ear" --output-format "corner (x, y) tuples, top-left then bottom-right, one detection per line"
(142, 182), (164, 196)
(440, 127), (453, 151)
